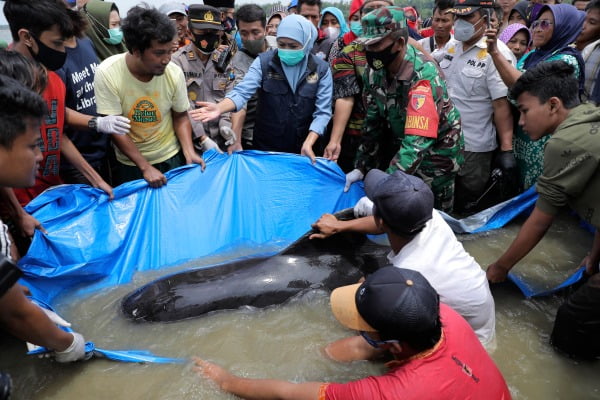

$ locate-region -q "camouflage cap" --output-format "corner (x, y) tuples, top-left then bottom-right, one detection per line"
(356, 6), (406, 46)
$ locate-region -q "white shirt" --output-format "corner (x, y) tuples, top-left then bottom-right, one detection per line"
(439, 37), (513, 152)
(387, 210), (496, 345)
(418, 34), (454, 63)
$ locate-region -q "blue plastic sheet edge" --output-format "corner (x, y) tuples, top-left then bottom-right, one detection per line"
(16, 151), (590, 363)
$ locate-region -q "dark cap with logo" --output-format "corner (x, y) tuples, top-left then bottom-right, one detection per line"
(364, 169), (433, 236)
(188, 5), (224, 30)
(446, 0), (497, 16)
(330, 266), (440, 335)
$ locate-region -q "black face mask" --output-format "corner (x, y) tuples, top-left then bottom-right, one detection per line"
(365, 44), (398, 71)
(192, 32), (220, 54)
(29, 33), (67, 71)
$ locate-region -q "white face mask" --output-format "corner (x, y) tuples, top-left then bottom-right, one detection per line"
(453, 17), (483, 42)
(323, 26), (340, 39)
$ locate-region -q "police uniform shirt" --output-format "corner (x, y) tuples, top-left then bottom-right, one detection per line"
(439, 37), (514, 153)
(172, 43), (234, 140)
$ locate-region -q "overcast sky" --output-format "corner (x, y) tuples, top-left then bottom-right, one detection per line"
(0, 0), (281, 26)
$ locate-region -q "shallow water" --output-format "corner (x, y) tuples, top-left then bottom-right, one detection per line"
(1, 212), (598, 399)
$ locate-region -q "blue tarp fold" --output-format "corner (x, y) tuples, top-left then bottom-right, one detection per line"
(16, 151), (590, 363)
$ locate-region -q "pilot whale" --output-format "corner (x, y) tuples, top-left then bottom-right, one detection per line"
(121, 210), (389, 322)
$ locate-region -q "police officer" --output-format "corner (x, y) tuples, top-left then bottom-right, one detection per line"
(344, 6), (464, 213)
(172, 4), (237, 153)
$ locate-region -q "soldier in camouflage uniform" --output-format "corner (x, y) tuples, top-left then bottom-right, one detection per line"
(346, 6), (464, 212)
(172, 5), (237, 153)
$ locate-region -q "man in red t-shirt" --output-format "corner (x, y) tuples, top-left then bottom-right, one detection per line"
(193, 267), (512, 399)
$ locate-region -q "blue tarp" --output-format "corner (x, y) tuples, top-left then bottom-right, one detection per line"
(17, 150), (590, 361)
(19, 150), (364, 306)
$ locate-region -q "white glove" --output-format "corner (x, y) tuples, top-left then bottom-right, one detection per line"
(344, 169), (364, 192)
(96, 115), (131, 135)
(200, 136), (223, 154)
(353, 196), (374, 218)
(54, 332), (87, 363)
(219, 126), (237, 147)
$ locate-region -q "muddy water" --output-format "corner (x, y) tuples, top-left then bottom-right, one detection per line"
(1, 212), (599, 399)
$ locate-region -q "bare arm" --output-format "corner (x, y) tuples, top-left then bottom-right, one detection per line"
(487, 206), (555, 282)
(492, 97), (514, 151)
(60, 136), (114, 199)
(0, 284), (73, 351)
(228, 110), (245, 153)
(172, 110), (205, 168)
(193, 357), (323, 400)
(64, 107), (93, 130)
(1, 187), (44, 237)
(486, 28), (523, 87)
(325, 97), (355, 161)
(309, 214), (382, 239)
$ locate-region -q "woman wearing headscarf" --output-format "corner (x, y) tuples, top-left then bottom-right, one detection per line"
(507, 1), (530, 26)
(499, 23), (531, 60)
(319, 6), (349, 41)
(81, 0), (126, 61)
(190, 14), (333, 163)
(487, 3), (586, 190)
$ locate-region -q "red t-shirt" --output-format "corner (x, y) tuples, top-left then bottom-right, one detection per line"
(14, 71), (65, 206)
(322, 304), (511, 400)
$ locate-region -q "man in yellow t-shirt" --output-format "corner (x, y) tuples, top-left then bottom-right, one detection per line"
(95, 5), (215, 187)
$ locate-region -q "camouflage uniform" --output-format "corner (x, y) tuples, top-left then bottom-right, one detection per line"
(355, 7), (464, 212)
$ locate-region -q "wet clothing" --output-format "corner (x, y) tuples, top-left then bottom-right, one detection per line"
(56, 37), (109, 183)
(321, 304), (510, 400)
(329, 38), (367, 172)
(356, 45), (463, 212)
(551, 273), (600, 359)
(94, 53), (189, 184)
(82, 0), (127, 61)
(172, 44), (235, 151)
(14, 72), (65, 206)
(387, 210), (495, 345)
(227, 49), (332, 153)
(536, 103), (600, 359)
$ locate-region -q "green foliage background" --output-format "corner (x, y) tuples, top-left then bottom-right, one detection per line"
(261, 1), (437, 19)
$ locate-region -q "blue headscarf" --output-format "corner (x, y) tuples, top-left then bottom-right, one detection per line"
(319, 7), (350, 37)
(523, 4), (585, 69)
(276, 14), (317, 93)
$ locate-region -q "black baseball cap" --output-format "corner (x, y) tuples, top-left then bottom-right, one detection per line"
(330, 266), (440, 335)
(364, 169), (433, 236)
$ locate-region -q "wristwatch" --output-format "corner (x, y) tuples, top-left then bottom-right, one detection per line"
(88, 116), (98, 131)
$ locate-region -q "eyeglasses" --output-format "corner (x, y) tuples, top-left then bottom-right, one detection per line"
(531, 20), (554, 30)
(360, 331), (399, 349)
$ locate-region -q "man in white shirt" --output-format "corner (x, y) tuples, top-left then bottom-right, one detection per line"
(440, 0), (517, 212)
(310, 168), (495, 350)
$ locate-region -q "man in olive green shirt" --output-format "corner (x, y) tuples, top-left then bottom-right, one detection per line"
(487, 61), (600, 359)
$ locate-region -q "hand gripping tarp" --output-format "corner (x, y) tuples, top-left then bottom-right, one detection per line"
(16, 151), (589, 362)
(17, 151), (364, 362)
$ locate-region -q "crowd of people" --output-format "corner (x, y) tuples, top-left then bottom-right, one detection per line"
(0, 0), (599, 398)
